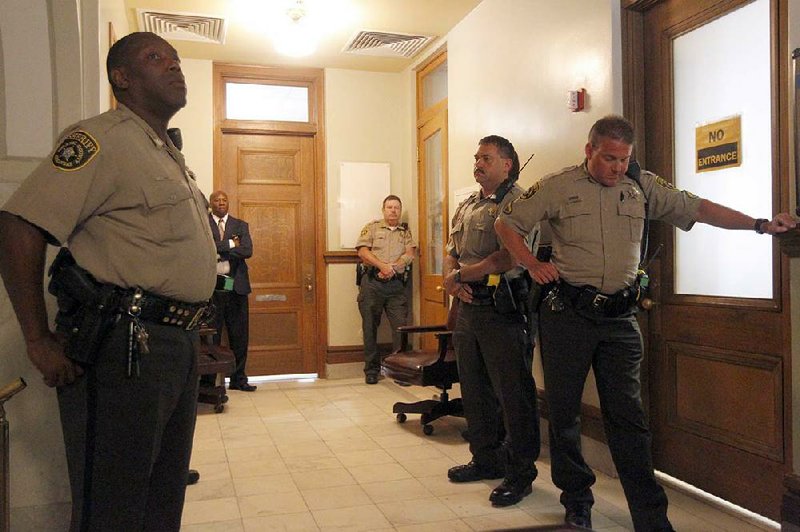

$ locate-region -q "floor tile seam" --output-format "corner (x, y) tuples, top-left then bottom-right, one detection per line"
(374, 497), (462, 526)
(308, 502), (387, 529)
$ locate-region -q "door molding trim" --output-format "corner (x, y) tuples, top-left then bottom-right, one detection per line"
(213, 63), (328, 377)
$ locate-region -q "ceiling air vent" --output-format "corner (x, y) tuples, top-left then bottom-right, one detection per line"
(137, 9), (227, 44)
(343, 31), (434, 58)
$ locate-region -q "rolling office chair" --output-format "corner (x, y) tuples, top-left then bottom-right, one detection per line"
(380, 318), (463, 436)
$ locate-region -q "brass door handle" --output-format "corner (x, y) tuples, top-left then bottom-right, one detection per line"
(639, 298), (656, 310)
(435, 285), (444, 292)
(305, 274), (313, 292)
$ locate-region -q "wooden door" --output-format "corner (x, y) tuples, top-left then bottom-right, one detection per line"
(418, 111), (449, 338)
(630, 0), (791, 518)
(417, 52), (449, 345)
(219, 133), (318, 375)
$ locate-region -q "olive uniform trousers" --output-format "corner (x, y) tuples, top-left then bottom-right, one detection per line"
(357, 275), (409, 377)
(453, 302), (540, 476)
(57, 321), (199, 531)
(539, 297), (671, 531)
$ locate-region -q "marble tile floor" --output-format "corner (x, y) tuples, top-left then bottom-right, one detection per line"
(181, 376), (779, 532)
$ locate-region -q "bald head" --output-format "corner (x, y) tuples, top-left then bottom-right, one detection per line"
(106, 31), (186, 121)
(210, 190), (229, 218)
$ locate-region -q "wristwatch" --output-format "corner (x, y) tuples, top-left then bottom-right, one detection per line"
(454, 269), (462, 283)
(753, 218), (769, 234)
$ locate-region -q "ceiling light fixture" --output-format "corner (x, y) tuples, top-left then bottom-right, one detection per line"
(274, 0), (318, 58)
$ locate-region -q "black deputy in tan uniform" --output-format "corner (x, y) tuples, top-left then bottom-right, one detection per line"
(0, 32), (216, 531)
(443, 135), (540, 508)
(496, 115), (796, 530)
(355, 195), (416, 384)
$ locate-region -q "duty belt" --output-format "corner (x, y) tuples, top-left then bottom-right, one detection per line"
(465, 282), (495, 306)
(560, 282), (638, 317)
(118, 290), (210, 330)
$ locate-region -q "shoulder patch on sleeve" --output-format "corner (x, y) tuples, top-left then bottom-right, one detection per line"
(654, 176), (676, 190)
(520, 181), (541, 200)
(52, 130), (100, 171)
(360, 227), (369, 237)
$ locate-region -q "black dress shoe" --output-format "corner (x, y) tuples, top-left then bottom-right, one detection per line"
(447, 461), (504, 483)
(565, 505), (592, 528)
(186, 469), (200, 485)
(365, 374), (378, 385)
(229, 382), (257, 392)
(489, 473), (534, 507)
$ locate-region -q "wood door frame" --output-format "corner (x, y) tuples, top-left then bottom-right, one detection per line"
(416, 51), (450, 333)
(212, 63), (329, 377)
(621, 0), (794, 513)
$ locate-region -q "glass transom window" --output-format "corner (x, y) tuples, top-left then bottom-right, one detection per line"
(225, 83), (309, 122)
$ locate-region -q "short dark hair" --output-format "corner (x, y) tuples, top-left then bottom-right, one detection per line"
(106, 32), (158, 88)
(383, 195), (402, 207)
(479, 135), (521, 182)
(588, 115), (635, 146)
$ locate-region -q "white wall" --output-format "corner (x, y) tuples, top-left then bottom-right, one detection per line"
(324, 68), (412, 347)
(447, 0), (622, 196)
(0, 0), (53, 157)
(98, 0), (128, 115)
(172, 58), (214, 195)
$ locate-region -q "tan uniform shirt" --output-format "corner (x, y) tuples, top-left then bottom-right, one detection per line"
(447, 183), (523, 270)
(2, 104), (217, 303)
(498, 162), (702, 293)
(355, 220), (416, 263)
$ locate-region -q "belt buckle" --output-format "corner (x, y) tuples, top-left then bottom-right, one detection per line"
(591, 293), (609, 310)
(185, 307), (205, 330)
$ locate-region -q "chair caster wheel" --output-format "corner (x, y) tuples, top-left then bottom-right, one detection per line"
(214, 404), (224, 413)
(396, 413), (407, 423)
(423, 424), (434, 435)
(222, 395), (229, 404)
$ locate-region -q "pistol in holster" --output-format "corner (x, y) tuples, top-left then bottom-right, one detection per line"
(356, 263), (367, 286)
(492, 274), (530, 316)
(48, 248), (120, 365)
(525, 244), (554, 313)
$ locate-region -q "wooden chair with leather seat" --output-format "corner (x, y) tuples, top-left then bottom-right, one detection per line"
(380, 319), (463, 435)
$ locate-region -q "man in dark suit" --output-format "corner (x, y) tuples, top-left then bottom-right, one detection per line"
(209, 190), (256, 391)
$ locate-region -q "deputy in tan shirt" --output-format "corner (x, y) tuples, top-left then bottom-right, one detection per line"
(496, 114), (795, 531)
(0, 32), (216, 531)
(355, 195), (416, 384)
(442, 135), (540, 509)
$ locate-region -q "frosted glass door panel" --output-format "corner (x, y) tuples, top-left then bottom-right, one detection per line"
(422, 61), (447, 110)
(425, 130), (444, 275)
(673, 0), (772, 298)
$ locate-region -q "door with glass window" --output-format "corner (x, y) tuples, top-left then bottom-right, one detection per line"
(417, 53), (449, 346)
(418, 112), (448, 338)
(629, 0), (790, 518)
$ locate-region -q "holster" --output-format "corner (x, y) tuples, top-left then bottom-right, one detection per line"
(48, 248), (120, 365)
(526, 244), (554, 314)
(356, 263), (367, 286)
(492, 274), (531, 317)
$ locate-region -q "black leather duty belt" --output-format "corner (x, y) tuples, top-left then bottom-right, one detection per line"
(119, 291), (210, 331)
(560, 282), (637, 317)
(465, 282), (495, 306)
